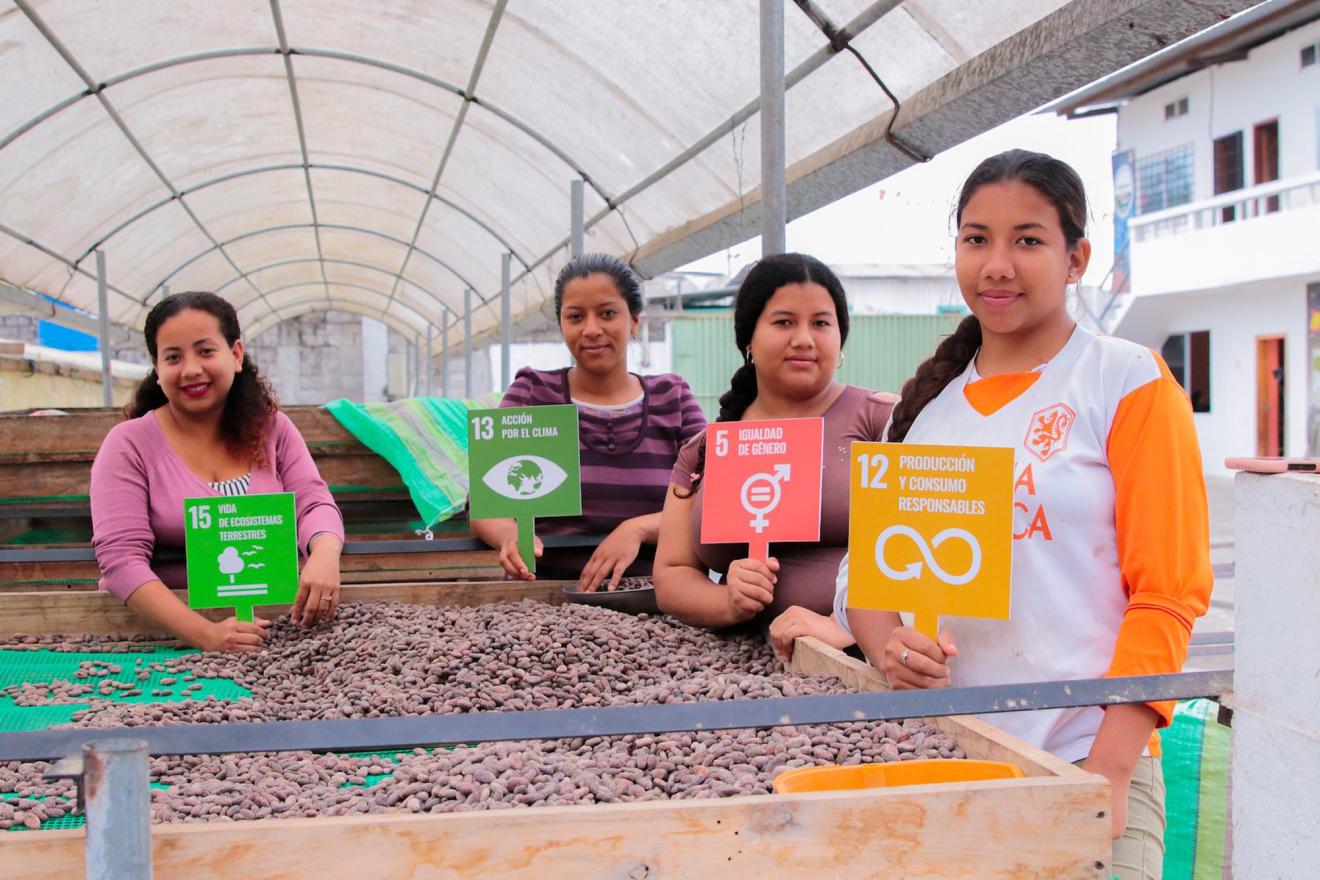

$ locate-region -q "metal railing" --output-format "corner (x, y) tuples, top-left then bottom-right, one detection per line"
(1130, 171), (1320, 242)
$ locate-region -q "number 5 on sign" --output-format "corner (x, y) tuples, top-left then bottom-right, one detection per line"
(846, 442), (1015, 640)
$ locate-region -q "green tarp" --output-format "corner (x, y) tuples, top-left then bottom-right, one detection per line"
(323, 395), (498, 529)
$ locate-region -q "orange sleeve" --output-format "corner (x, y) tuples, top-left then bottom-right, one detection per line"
(1104, 357), (1213, 730)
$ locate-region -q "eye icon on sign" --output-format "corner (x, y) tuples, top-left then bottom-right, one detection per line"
(740, 464), (790, 534)
(482, 455), (569, 501)
(875, 525), (982, 585)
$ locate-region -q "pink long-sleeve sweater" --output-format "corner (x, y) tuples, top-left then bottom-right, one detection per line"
(90, 409), (345, 601)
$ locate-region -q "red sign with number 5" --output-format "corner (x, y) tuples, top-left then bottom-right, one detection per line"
(700, 417), (824, 560)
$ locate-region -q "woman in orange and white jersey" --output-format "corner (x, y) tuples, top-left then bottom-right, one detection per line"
(833, 150), (1212, 880)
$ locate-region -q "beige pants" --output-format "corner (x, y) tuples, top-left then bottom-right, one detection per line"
(1075, 756), (1166, 880)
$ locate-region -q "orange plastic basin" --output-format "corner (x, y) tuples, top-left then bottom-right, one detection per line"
(772, 759), (1025, 794)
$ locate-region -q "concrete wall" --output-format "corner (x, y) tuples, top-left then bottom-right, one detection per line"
(248, 311), (392, 406)
(1232, 472), (1320, 878)
(1119, 280), (1309, 475)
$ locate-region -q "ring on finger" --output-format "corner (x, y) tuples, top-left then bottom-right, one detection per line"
(900, 648), (910, 666)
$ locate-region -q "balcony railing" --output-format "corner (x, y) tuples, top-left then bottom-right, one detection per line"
(1130, 171), (1320, 242)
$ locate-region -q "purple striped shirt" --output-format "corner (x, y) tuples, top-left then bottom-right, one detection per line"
(500, 367), (706, 578)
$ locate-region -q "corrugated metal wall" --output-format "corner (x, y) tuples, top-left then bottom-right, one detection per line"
(670, 313), (962, 418)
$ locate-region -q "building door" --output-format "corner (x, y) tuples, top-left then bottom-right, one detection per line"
(1257, 335), (1286, 456)
(1214, 131), (1244, 223)
(1253, 119), (1280, 214)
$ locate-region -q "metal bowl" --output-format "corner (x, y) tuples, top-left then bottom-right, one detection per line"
(562, 583), (660, 615)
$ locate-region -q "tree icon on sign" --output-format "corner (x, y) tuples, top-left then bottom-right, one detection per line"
(217, 547), (244, 584)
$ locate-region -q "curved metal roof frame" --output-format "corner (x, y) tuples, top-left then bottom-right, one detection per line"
(0, 0), (1263, 350)
(148, 222), (480, 309)
(216, 256), (457, 321)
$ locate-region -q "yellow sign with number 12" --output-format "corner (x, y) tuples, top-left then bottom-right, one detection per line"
(847, 442), (1015, 640)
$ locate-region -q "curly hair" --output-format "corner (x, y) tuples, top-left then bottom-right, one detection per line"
(127, 292), (278, 468)
(675, 252), (849, 497)
(887, 149), (1088, 443)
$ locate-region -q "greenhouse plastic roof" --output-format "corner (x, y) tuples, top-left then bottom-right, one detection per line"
(0, 0), (1260, 348)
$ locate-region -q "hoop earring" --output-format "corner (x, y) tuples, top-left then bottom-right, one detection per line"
(837, 353), (845, 372)
(746, 353), (754, 366)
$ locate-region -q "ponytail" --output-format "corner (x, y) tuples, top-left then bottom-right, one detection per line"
(888, 315), (981, 443)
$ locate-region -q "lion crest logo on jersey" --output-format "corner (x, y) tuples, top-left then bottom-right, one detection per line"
(1024, 403), (1076, 462)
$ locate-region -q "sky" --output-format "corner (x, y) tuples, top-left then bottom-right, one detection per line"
(679, 111), (1118, 289)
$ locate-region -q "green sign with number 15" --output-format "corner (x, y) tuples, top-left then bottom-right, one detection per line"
(184, 492), (299, 622)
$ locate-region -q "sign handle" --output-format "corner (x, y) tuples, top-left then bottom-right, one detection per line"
(913, 610), (939, 643)
(748, 540), (769, 564)
(234, 605), (255, 624)
(516, 516), (537, 575)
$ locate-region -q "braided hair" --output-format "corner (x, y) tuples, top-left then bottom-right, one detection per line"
(127, 292), (278, 469)
(887, 149), (1089, 443)
(675, 252), (849, 497)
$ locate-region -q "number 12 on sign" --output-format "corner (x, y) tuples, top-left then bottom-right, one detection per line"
(846, 442), (1014, 641)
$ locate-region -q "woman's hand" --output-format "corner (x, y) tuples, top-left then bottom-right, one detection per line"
(883, 625), (957, 689)
(498, 534), (543, 580)
(724, 556), (779, 623)
(1083, 754), (1133, 839)
(198, 616), (270, 653)
(578, 521), (645, 592)
(768, 605), (855, 661)
(292, 536), (342, 627)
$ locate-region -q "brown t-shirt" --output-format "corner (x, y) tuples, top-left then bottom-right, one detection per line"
(670, 385), (896, 620)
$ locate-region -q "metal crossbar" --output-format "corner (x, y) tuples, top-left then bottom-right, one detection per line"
(0, 670), (1232, 762)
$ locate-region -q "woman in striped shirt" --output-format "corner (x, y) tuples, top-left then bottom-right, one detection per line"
(472, 254), (706, 590)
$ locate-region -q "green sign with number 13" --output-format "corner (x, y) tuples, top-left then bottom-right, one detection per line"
(467, 405), (581, 573)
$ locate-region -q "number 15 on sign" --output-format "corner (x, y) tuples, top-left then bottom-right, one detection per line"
(846, 442), (1014, 641)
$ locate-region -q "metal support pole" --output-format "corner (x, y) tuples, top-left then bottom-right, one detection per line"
(84, 738), (153, 879)
(500, 252), (512, 390)
(464, 288), (473, 398)
(570, 178), (585, 258)
(425, 323), (433, 396)
(441, 311), (450, 398)
(95, 251), (113, 408)
(759, 0), (787, 255)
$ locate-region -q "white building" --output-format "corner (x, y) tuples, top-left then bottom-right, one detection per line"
(1055, 2), (1320, 475)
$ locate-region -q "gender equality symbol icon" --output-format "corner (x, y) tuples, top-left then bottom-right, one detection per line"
(847, 442), (1014, 640)
(741, 464), (791, 533)
(700, 418), (823, 562)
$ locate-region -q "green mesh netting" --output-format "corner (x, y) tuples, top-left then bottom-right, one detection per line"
(0, 648), (251, 733)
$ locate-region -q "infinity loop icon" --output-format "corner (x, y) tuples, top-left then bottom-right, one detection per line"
(874, 525), (982, 586)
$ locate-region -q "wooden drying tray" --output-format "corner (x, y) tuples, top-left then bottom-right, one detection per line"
(0, 581), (1110, 878)
(0, 406), (409, 516)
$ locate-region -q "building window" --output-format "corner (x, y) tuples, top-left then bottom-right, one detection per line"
(1162, 330), (1211, 413)
(1136, 144), (1194, 214)
(1302, 43), (1317, 67)
(1164, 97), (1189, 119)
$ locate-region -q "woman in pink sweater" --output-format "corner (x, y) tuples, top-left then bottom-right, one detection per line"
(90, 292), (344, 652)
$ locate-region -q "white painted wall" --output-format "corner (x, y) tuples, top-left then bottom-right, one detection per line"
(1117, 18), (1320, 202)
(1128, 194), (1320, 297)
(1118, 280), (1309, 475)
(1232, 472), (1320, 878)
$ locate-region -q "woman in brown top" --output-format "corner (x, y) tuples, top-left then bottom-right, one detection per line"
(654, 253), (895, 647)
